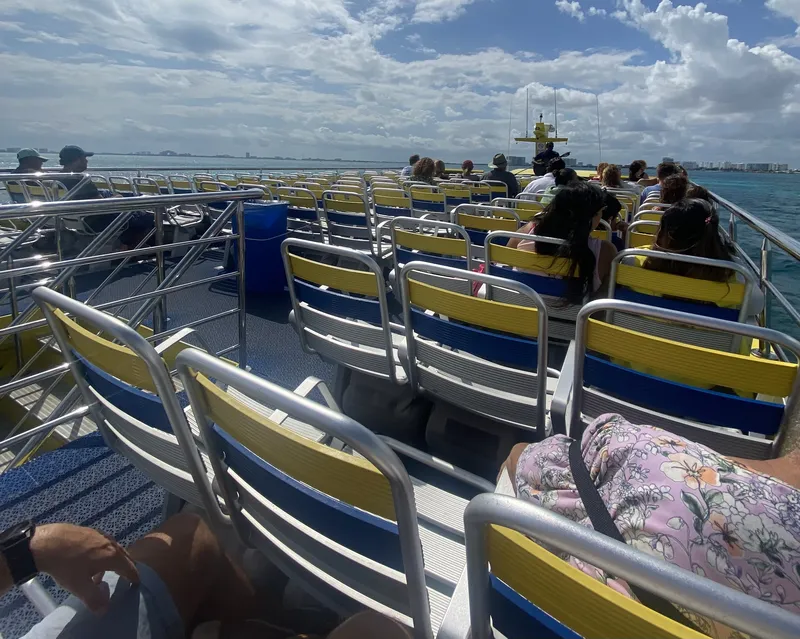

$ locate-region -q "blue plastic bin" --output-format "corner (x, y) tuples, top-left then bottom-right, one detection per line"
(230, 201), (289, 294)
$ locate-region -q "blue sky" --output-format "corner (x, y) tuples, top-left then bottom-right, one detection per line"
(1, 1), (800, 166)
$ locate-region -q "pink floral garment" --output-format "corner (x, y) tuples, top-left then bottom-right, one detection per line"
(515, 413), (800, 638)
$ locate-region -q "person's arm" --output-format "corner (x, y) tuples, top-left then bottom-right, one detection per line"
(507, 220), (535, 248)
(594, 240), (618, 295)
(508, 175), (519, 199)
(0, 523), (139, 612)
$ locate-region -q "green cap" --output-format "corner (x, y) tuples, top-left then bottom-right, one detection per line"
(17, 148), (48, 162)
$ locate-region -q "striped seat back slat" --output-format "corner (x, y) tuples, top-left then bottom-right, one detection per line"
(394, 228), (467, 257)
(616, 263), (745, 307)
(411, 311), (539, 373)
(288, 254), (378, 296)
(613, 287), (740, 321)
(586, 318), (797, 397)
(52, 309), (169, 393)
(326, 211), (367, 227)
(487, 265), (571, 299)
(395, 248), (467, 270)
(294, 280), (382, 324)
(408, 279), (539, 339)
(488, 525), (703, 639)
(583, 354), (785, 435)
(197, 373), (396, 521)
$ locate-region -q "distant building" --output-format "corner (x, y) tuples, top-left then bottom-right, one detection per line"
(563, 157), (578, 167)
(39, 148), (49, 153)
(508, 155), (527, 167)
(746, 163), (770, 171)
(5, 147), (20, 153)
(662, 156), (674, 163)
(245, 152), (251, 158)
(158, 150), (178, 156)
(769, 163), (789, 172)
(681, 161), (698, 170)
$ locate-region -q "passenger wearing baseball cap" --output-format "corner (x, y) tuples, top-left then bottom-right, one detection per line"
(58, 145), (101, 201)
(13, 148), (48, 173)
(483, 153), (519, 198)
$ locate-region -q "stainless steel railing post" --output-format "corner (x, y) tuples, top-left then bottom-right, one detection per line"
(7, 256), (23, 370)
(153, 207), (166, 339)
(236, 200), (247, 369)
(759, 237), (773, 357)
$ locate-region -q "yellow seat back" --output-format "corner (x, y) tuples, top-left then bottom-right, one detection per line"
(194, 371), (395, 520)
(488, 524), (707, 639)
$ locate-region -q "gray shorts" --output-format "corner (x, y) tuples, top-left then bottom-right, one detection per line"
(21, 562), (183, 639)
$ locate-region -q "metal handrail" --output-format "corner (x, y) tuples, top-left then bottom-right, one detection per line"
(0, 189), (249, 471)
(712, 191), (800, 261)
(710, 189), (800, 358)
(0, 188), (263, 219)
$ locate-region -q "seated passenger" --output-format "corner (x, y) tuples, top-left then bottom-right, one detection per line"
(628, 159), (648, 182)
(433, 159), (447, 180)
(59, 144), (153, 248)
(601, 164), (637, 192)
(460, 159), (478, 180)
(687, 184), (712, 201)
(640, 161), (680, 203)
(591, 162), (608, 182)
(503, 413), (800, 639)
(58, 145), (103, 200)
(641, 198), (763, 315)
(658, 173), (689, 205)
(523, 157), (565, 194)
(539, 167), (580, 204)
(6, 512), (411, 638)
(13, 148), (48, 174)
(400, 154), (419, 178)
(517, 182), (617, 301)
(484, 153), (520, 198)
(7, 149), (49, 203)
(411, 156), (436, 185)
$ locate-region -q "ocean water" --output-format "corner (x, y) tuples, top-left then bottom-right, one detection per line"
(1, 154), (797, 338)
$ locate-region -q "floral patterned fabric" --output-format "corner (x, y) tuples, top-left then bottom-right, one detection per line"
(514, 413), (800, 638)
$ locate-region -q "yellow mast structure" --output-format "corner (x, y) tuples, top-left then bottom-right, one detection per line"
(512, 113), (568, 177)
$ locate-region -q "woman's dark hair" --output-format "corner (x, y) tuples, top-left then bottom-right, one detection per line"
(461, 159), (474, 174)
(686, 184), (711, 202)
(413, 157), (435, 180)
(409, 154), (420, 165)
(628, 160), (646, 181)
(643, 199), (735, 282)
(434, 159), (446, 177)
(601, 164), (622, 188)
(533, 182), (607, 302)
(553, 167), (579, 187)
(660, 174), (688, 204)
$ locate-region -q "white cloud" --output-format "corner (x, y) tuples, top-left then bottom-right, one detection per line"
(556, 0), (585, 21)
(588, 6), (607, 16)
(411, 0), (479, 24)
(0, 0), (799, 166)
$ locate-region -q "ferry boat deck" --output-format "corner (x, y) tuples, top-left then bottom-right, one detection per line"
(0, 163), (798, 639)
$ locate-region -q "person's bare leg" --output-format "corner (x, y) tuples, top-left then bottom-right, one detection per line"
(126, 512), (258, 628)
(327, 611), (412, 638)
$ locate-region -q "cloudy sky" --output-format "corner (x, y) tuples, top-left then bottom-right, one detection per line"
(1, 0), (800, 165)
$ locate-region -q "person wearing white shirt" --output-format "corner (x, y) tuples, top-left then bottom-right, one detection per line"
(400, 154), (419, 177)
(522, 157), (565, 194)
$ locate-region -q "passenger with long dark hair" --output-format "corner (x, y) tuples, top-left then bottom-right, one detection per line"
(643, 199), (734, 281)
(411, 157), (436, 185)
(659, 174), (689, 205)
(517, 182), (617, 302)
